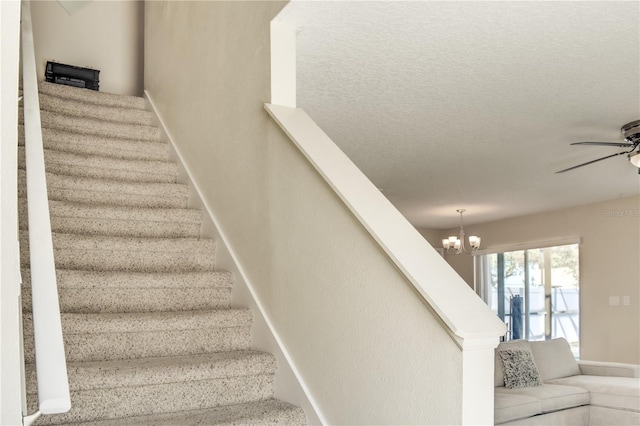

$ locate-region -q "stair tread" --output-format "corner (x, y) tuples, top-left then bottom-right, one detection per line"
(22, 235), (215, 272)
(38, 147), (177, 177)
(21, 109), (161, 142)
(38, 91), (155, 126)
(19, 169), (189, 210)
(20, 126), (170, 161)
(21, 269), (233, 313)
(19, 147), (178, 183)
(23, 309), (252, 335)
(21, 231), (214, 252)
(23, 269), (232, 289)
(26, 216), (201, 239)
(26, 351), (276, 392)
(38, 81), (147, 110)
(64, 399), (306, 426)
(32, 199), (202, 224)
(21, 170), (189, 198)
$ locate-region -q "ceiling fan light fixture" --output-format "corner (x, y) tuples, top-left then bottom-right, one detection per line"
(557, 120), (640, 174)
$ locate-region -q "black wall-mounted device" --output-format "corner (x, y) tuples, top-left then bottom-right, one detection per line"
(45, 61), (100, 91)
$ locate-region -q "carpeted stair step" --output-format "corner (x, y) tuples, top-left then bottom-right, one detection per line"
(55, 398), (307, 426)
(20, 82), (307, 425)
(19, 199), (202, 238)
(24, 352), (280, 426)
(19, 126), (170, 162)
(21, 269), (232, 313)
(18, 170), (189, 209)
(19, 232), (216, 272)
(18, 146), (178, 183)
(23, 309), (253, 363)
(38, 81), (147, 110)
(32, 109), (161, 142)
(37, 91), (156, 126)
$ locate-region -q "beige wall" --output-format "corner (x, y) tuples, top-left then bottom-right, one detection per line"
(144, 1), (465, 424)
(30, 0), (143, 96)
(419, 195), (640, 364)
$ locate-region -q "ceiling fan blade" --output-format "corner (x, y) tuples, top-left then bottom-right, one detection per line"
(556, 152), (628, 174)
(571, 141), (635, 147)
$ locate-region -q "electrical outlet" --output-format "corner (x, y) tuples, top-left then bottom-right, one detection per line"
(610, 296), (620, 306)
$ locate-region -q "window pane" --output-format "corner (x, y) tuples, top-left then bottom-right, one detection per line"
(478, 243), (579, 357)
(527, 249), (546, 341)
(549, 244), (580, 357)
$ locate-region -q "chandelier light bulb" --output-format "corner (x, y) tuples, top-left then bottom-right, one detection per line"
(441, 209), (481, 255)
(469, 236), (480, 248)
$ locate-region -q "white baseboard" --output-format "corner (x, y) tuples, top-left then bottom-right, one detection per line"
(144, 91), (323, 425)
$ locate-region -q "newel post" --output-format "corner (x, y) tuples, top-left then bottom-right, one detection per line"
(460, 335), (500, 425)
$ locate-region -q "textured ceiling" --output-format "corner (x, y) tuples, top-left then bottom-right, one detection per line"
(276, 1), (640, 229)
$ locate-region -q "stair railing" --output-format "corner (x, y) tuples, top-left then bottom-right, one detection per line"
(267, 18), (506, 425)
(20, 0), (71, 423)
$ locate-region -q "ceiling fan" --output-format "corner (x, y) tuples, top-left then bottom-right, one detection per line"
(556, 120), (640, 174)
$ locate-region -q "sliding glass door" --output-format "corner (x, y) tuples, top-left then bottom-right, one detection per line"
(476, 243), (580, 357)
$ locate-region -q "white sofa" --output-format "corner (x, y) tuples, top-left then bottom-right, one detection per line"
(494, 338), (640, 425)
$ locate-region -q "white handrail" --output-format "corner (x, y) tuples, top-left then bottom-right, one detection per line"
(265, 104), (506, 344)
(264, 104), (504, 425)
(20, 0), (71, 415)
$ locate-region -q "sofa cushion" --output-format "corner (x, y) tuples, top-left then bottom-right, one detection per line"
(590, 405), (640, 426)
(529, 338), (580, 381)
(496, 383), (590, 414)
(578, 360), (640, 378)
(495, 339), (532, 387)
(494, 392), (541, 424)
(548, 375), (640, 413)
(498, 347), (543, 389)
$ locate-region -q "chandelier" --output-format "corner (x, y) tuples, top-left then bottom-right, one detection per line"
(442, 209), (481, 254)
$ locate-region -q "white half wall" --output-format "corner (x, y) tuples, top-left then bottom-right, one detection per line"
(30, 0), (144, 96)
(144, 1), (466, 423)
(145, 91), (322, 425)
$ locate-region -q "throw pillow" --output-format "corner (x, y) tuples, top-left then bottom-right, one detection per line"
(498, 348), (543, 389)
(494, 339), (532, 387)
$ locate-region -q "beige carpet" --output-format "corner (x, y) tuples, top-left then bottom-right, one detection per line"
(19, 82), (306, 425)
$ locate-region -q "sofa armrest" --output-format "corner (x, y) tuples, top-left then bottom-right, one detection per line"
(578, 360), (640, 378)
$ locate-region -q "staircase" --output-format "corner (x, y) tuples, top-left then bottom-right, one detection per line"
(19, 82), (306, 425)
